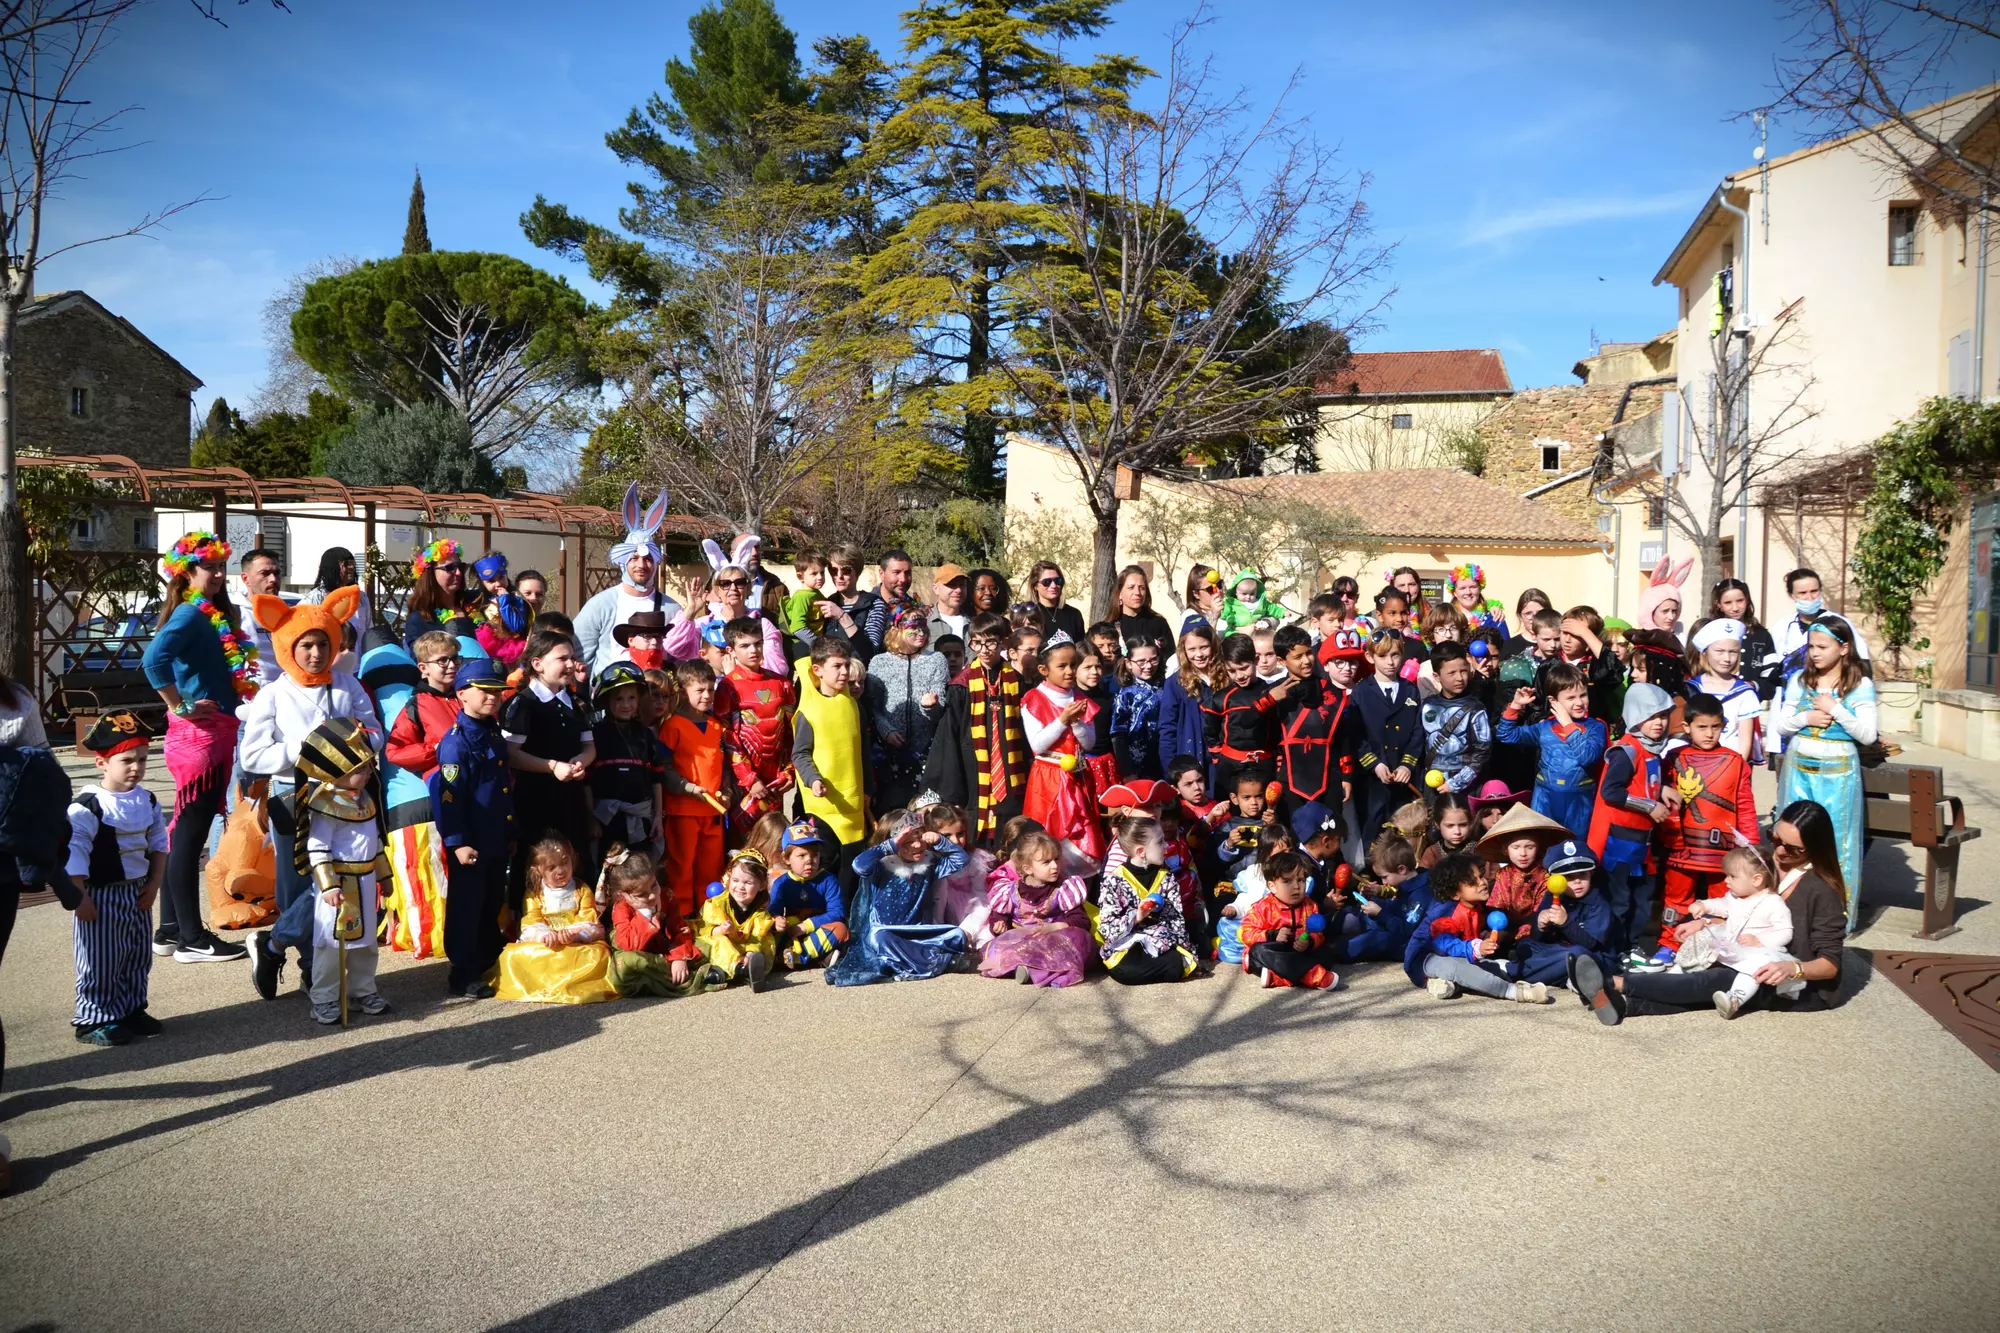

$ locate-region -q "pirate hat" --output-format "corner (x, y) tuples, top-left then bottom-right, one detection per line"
(82, 711), (151, 757)
(1474, 803), (1574, 862)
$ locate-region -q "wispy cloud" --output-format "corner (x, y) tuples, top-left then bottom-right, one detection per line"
(1460, 189), (1712, 247)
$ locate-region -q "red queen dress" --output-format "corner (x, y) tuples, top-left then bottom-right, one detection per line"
(1022, 682), (1107, 865)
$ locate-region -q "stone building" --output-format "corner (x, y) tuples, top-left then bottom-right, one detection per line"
(1310, 349), (1513, 471)
(15, 289), (200, 468)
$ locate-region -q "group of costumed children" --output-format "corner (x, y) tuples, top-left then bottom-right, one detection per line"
(55, 519), (1808, 1045)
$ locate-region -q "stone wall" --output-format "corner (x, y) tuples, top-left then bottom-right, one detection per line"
(15, 295), (197, 468)
(1477, 383), (1665, 522)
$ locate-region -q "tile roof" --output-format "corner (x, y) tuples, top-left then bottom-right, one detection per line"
(1316, 349), (1512, 398)
(1207, 468), (1602, 545)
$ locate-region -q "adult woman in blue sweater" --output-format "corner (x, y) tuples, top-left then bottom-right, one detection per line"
(142, 532), (261, 962)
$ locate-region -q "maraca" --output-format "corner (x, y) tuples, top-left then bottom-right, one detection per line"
(1483, 907), (1509, 950)
(1056, 753), (1079, 772)
(1424, 769), (1445, 789)
(1305, 912), (1325, 936)
(1547, 872), (1568, 900)
(1265, 780), (1284, 805)
(704, 880), (726, 899)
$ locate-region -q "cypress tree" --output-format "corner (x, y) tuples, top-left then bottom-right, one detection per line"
(403, 168), (432, 254)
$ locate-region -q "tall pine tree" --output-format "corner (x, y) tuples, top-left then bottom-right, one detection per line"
(863, 0), (1143, 498)
(403, 168), (432, 254)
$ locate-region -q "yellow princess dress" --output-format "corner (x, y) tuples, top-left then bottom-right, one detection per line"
(492, 877), (617, 1003)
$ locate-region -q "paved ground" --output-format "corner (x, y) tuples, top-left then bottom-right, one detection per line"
(3, 736), (1998, 1332)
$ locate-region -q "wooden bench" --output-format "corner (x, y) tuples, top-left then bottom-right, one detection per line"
(1863, 763), (1982, 940)
(58, 666), (167, 754)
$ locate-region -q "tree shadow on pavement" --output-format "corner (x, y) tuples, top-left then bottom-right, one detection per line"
(486, 967), (1499, 1332)
(0, 1001), (606, 1196)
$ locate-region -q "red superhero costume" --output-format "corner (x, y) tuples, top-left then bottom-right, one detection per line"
(724, 662), (795, 834)
(1658, 743), (1757, 949)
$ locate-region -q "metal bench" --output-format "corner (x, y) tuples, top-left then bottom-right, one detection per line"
(57, 666), (166, 754)
(1863, 763), (1982, 940)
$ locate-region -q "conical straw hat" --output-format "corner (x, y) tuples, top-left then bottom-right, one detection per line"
(1474, 802), (1574, 861)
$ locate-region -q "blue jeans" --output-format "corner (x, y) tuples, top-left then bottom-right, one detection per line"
(265, 780), (313, 976)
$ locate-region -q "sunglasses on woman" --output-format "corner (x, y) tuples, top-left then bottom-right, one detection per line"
(714, 577), (749, 589)
(1039, 576), (1065, 588)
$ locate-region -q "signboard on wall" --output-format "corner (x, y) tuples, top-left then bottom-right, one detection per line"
(1638, 541), (1665, 567)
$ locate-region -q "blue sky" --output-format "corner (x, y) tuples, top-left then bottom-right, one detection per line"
(54, 0), (1822, 419)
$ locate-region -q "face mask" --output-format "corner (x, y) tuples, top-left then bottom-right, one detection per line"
(1794, 596), (1824, 617)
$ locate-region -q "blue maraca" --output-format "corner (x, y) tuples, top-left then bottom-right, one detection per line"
(1485, 909), (1510, 932)
(704, 880), (726, 899)
(1305, 912), (1325, 935)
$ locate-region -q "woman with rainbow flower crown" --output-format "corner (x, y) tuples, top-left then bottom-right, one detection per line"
(402, 538), (473, 653)
(142, 531), (260, 963)
(1445, 563), (1509, 637)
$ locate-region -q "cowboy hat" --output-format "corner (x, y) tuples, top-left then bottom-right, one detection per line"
(613, 610), (670, 645)
(1467, 779), (1526, 811)
(1474, 803), (1574, 861)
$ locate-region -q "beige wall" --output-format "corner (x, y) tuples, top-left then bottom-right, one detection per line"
(1657, 93), (1992, 648)
(1311, 395), (1502, 472)
(1004, 435), (1615, 622)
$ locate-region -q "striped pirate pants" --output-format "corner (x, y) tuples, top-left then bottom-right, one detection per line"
(73, 879), (153, 1028)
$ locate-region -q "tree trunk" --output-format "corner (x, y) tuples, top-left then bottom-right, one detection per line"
(965, 274), (995, 499)
(1090, 495), (1120, 623)
(0, 296), (28, 684)
(1693, 532), (1725, 608)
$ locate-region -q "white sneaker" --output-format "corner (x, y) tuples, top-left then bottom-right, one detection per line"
(1261, 967), (1278, 989)
(1426, 977), (1460, 1000)
(1713, 990), (1742, 1020)
(1512, 981), (1552, 1004)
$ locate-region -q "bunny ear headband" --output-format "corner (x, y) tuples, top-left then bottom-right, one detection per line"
(699, 538), (730, 573)
(609, 482), (671, 572)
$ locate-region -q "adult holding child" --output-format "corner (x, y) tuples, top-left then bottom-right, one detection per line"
(572, 484), (684, 674)
(142, 532), (259, 963)
(1572, 799), (1847, 1022)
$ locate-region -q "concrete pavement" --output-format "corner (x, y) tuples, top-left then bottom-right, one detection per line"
(2, 736), (1997, 1331)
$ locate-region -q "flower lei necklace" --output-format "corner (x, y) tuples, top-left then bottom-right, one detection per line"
(162, 530), (260, 702)
(185, 588), (260, 701)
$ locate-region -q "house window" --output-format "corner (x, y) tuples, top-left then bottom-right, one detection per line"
(1390, 413), (1412, 430)
(69, 386), (88, 417)
(71, 512), (102, 546)
(1646, 496), (1665, 529)
(1540, 445), (1561, 471)
(1889, 204), (1919, 266)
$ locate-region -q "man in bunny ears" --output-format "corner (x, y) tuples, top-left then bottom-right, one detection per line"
(574, 483), (685, 675)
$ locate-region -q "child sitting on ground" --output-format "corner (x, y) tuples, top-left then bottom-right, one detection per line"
(605, 845), (708, 998)
(1097, 815), (1203, 984)
(1480, 805), (1563, 953)
(827, 811), (970, 986)
(1215, 824), (1300, 966)
(981, 829), (1094, 987)
(1508, 838), (1617, 994)
(1681, 844), (1805, 1019)
(1402, 852), (1552, 1005)
(62, 714), (168, 1047)
(1213, 769), (1278, 878)
(493, 834), (615, 1004)
(1238, 850), (1342, 990)
(768, 820), (849, 971)
(1419, 792), (1477, 868)
(924, 801), (994, 948)
(698, 849), (779, 993)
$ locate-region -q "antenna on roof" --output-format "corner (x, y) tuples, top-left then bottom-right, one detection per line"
(1589, 325), (1600, 355)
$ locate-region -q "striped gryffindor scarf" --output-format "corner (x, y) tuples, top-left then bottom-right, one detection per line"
(967, 665), (1028, 836)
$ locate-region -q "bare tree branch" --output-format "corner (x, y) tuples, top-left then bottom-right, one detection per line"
(992, 13), (1392, 617)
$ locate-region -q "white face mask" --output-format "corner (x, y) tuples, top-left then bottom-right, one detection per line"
(1794, 596), (1824, 617)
